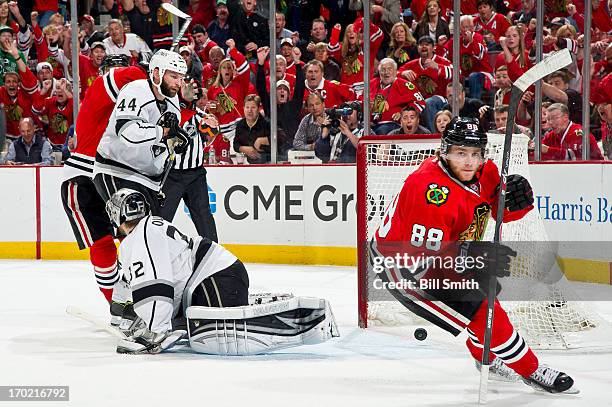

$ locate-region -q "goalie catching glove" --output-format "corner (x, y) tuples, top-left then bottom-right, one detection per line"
(116, 316), (186, 354)
(158, 111), (190, 154)
(503, 174), (534, 212)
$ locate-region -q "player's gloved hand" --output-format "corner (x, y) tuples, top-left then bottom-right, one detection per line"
(116, 323), (187, 354)
(504, 174), (534, 212)
(465, 241), (517, 278)
(159, 112), (190, 154)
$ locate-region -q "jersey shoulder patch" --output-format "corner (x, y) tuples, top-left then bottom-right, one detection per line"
(425, 183), (450, 206)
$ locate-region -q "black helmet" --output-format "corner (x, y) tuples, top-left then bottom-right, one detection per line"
(99, 54), (131, 75)
(441, 116), (487, 155)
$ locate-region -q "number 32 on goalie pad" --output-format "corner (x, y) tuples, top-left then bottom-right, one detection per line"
(186, 297), (339, 355)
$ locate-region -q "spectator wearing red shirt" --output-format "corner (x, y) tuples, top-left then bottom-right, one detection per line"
(0, 39), (37, 140)
(541, 103), (604, 161)
(76, 42), (107, 99)
(303, 59), (356, 109)
(495, 25), (532, 82)
(399, 36), (453, 132)
(443, 15), (493, 101)
(368, 58), (426, 135)
(473, 0), (511, 51)
(32, 78), (73, 146)
(192, 24), (218, 65)
(206, 39), (251, 140)
(201, 45), (225, 89)
(279, 38), (304, 77)
(327, 17), (384, 97)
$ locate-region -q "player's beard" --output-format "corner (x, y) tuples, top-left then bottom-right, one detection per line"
(160, 81), (178, 98)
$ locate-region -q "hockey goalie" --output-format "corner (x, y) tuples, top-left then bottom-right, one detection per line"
(105, 188), (339, 355)
(371, 117), (578, 394)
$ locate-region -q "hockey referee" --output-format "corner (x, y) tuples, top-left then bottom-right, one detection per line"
(159, 102), (218, 242)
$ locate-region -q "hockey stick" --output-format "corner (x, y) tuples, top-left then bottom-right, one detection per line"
(478, 48), (572, 405)
(66, 305), (127, 339)
(157, 138), (176, 205)
(161, 2), (193, 52)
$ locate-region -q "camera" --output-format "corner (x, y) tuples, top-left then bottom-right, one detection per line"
(324, 101), (362, 131)
(325, 106), (353, 130)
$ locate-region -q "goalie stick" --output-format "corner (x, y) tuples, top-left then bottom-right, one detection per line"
(478, 48), (572, 404)
(66, 305), (127, 339)
(161, 2), (193, 52)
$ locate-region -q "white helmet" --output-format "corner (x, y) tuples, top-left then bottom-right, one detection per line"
(149, 49), (188, 94)
(105, 188), (150, 228)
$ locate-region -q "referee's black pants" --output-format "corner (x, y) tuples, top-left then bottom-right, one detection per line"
(159, 167), (218, 242)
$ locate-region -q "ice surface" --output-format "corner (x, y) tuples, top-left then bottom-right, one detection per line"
(1, 260), (611, 407)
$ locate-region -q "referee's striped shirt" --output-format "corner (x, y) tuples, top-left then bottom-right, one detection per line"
(175, 109), (206, 169)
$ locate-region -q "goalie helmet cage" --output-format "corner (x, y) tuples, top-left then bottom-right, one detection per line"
(356, 133), (612, 350)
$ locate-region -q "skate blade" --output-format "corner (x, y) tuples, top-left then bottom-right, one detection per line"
(526, 381), (580, 395)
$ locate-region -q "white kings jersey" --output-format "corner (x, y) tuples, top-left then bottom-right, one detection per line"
(102, 33), (152, 57)
(94, 79), (181, 191)
(119, 216), (238, 333)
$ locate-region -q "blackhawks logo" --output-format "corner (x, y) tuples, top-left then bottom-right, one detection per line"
(461, 54), (473, 73)
(458, 203), (490, 242)
(396, 49), (409, 64)
(50, 113), (68, 135)
(372, 94), (388, 114)
(216, 93), (237, 114)
(425, 183), (449, 206)
(416, 76), (436, 96)
(343, 55), (363, 75)
(6, 103), (23, 122)
(157, 6), (172, 26)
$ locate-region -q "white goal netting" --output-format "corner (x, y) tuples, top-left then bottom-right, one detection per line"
(358, 133), (611, 350)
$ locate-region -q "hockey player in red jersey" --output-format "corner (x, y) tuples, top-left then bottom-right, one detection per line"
(60, 55), (146, 305)
(373, 117), (577, 394)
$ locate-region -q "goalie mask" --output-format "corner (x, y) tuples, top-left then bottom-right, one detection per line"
(440, 117), (488, 157)
(105, 188), (150, 228)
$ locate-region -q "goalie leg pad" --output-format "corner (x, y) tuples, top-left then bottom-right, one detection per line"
(186, 296), (339, 355)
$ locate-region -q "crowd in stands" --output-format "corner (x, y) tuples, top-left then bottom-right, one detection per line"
(0, 0), (610, 165)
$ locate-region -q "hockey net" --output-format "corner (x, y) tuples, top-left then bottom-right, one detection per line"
(357, 133), (611, 350)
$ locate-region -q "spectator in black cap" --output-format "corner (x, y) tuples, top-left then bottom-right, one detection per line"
(192, 24), (218, 65)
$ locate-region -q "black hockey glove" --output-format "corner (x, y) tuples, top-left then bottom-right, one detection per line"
(464, 241), (517, 278)
(504, 174), (534, 212)
(159, 112), (189, 154)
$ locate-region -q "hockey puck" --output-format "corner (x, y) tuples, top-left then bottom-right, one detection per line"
(414, 328), (428, 341)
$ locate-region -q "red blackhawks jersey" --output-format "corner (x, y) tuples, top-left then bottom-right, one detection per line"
(494, 51), (532, 82)
(206, 48), (250, 138)
(473, 12), (511, 42)
(398, 56), (453, 99)
(327, 21), (384, 96)
(376, 157), (530, 247)
(195, 38), (218, 65)
(31, 95), (73, 145)
(303, 78), (356, 109)
(542, 122), (604, 161)
(366, 77), (425, 124)
(78, 54), (101, 99)
(442, 33), (492, 76)
(0, 68), (38, 138)
(62, 66), (148, 181)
